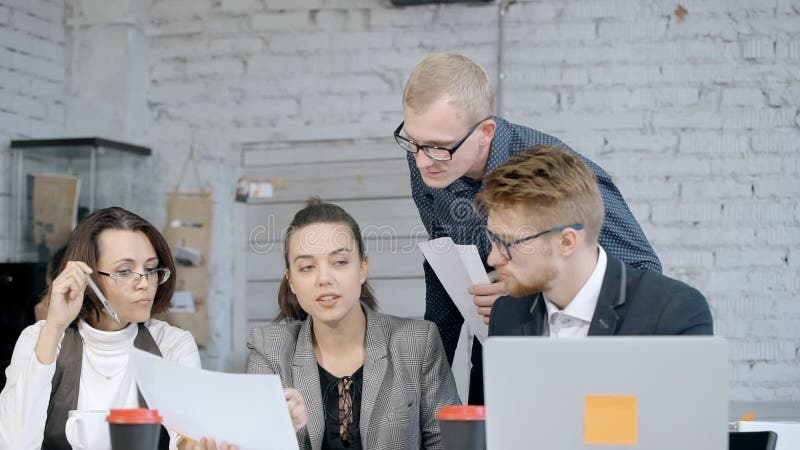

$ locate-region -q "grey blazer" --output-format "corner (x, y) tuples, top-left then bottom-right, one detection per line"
(246, 307), (461, 450)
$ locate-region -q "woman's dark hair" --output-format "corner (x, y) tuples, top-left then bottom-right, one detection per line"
(56, 207), (176, 324)
(277, 198), (377, 321)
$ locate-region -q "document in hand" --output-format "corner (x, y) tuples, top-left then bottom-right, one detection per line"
(418, 237), (490, 342)
(131, 349), (298, 450)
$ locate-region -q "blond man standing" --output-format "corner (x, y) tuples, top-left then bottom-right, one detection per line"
(395, 53), (661, 403)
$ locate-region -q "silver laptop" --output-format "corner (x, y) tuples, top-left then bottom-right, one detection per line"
(483, 337), (728, 450)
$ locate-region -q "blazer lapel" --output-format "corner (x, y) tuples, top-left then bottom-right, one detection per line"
(292, 317), (324, 450)
(359, 308), (388, 441)
(588, 256), (626, 336)
(522, 294), (547, 336)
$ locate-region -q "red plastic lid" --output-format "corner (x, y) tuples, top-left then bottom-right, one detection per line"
(436, 405), (486, 421)
(106, 409), (162, 424)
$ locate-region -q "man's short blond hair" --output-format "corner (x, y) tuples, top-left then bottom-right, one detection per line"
(403, 53), (494, 124)
(475, 145), (605, 244)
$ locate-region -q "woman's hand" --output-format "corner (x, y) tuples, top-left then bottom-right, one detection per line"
(189, 437), (238, 450)
(177, 389), (305, 450)
(46, 261), (93, 329)
(285, 387), (307, 432)
(35, 261), (93, 365)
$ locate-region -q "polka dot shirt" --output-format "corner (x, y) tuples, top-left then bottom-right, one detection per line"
(406, 116), (662, 362)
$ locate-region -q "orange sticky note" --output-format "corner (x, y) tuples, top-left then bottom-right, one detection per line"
(584, 395), (638, 445)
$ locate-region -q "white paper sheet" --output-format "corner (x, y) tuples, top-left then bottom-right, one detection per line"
(131, 349), (298, 450)
(418, 237), (490, 342)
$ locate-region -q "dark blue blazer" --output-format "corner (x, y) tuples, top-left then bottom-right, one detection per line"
(488, 255), (714, 337)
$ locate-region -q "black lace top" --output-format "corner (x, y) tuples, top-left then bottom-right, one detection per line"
(318, 364), (364, 450)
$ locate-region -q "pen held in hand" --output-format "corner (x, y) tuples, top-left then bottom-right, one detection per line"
(86, 276), (121, 324)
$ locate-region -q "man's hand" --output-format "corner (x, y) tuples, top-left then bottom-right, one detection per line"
(469, 271), (507, 325)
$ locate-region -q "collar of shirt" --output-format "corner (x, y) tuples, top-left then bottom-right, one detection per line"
(78, 319), (138, 353)
(418, 116), (512, 196)
(543, 246), (608, 330)
(483, 116), (514, 175)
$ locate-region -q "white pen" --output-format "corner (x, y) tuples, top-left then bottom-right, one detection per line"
(86, 276), (121, 324)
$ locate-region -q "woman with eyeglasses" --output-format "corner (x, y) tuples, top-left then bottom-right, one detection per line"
(0, 207), (234, 450)
(247, 199), (461, 450)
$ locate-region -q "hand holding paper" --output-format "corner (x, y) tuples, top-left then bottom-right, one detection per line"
(418, 237), (490, 342)
(284, 388), (307, 432)
(469, 270), (506, 324)
(131, 349), (298, 450)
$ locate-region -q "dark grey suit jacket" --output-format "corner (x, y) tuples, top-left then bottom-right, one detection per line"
(489, 255), (714, 337)
(247, 307), (461, 450)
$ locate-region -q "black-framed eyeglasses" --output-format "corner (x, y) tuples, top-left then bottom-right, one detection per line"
(96, 267), (171, 286)
(486, 224), (584, 260)
(393, 116), (492, 161)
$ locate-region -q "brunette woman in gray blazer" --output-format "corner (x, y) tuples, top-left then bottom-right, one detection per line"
(247, 199), (461, 450)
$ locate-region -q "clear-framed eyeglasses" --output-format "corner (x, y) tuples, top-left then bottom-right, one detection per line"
(393, 116), (492, 161)
(95, 267), (171, 286)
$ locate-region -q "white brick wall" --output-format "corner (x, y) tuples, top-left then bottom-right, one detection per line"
(145, 0), (799, 399)
(0, 0), (66, 260)
(501, 0), (800, 401)
(0, 0), (796, 400)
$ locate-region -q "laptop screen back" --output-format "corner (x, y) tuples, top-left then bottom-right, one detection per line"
(483, 337), (728, 450)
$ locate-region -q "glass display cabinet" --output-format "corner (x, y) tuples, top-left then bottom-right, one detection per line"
(9, 137), (151, 262)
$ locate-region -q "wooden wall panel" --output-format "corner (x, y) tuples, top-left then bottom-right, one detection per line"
(242, 138), (399, 167)
(245, 198), (426, 246)
(234, 138), (437, 377)
(246, 277), (425, 321)
(243, 237), (425, 281)
(242, 158), (411, 204)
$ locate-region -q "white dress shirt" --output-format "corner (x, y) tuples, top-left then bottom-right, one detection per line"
(0, 319), (200, 450)
(543, 246), (608, 338)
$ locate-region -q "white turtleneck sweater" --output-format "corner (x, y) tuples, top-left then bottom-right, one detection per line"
(0, 319), (200, 450)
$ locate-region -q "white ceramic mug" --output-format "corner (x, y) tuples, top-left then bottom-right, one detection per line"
(65, 410), (111, 450)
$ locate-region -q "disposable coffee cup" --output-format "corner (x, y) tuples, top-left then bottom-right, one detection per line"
(436, 405), (486, 450)
(106, 409), (162, 450)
